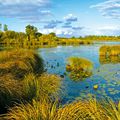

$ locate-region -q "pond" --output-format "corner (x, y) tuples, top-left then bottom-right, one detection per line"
(37, 42), (120, 103)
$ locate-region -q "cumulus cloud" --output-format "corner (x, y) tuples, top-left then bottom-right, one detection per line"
(44, 20), (63, 29)
(0, 0), (52, 22)
(64, 14), (78, 22)
(90, 0), (120, 19)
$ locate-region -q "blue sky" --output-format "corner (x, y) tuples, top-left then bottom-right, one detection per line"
(0, 0), (120, 37)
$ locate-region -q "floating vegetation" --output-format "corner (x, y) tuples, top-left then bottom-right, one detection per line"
(66, 57), (93, 80)
(94, 64), (120, 100)
(93, 84), (99, 90)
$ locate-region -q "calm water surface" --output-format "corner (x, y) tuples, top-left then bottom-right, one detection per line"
(37, 42), (120, 103)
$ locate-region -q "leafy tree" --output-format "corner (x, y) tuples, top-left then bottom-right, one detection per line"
(0, 23), (2, 31)
(4, 24), (8, 31)
(25, 25), (38, 41)
(49, 32), (56, 37)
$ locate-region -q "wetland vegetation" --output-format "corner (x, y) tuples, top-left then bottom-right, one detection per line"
(0, 24), (120, 120)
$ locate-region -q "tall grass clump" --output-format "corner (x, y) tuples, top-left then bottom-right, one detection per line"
(3, 99), (58, 120)
(0, 74), (23, 113)
(23, 73), (62, 102)
(0, 49), (44, 80)
(4, 98), (120, 120)
(66, 57), (93, 80)
(0, 72), (62, 113)
(100, 45), (120, 56)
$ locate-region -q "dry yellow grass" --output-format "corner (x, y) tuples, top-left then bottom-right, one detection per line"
(4, 99), (120, 120)
(100, 45), (120, 56)
(0, 49), (44, 79)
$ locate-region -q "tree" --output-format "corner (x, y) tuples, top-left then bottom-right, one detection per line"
(4, 24), (8, 31)
(49, 32), (56, 37)
(0, 23), (2, 31)
(25, 25), (38, 41)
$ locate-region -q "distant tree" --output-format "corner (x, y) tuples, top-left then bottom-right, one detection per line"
(49, 32), (56, 37)
(4, 24), (8, 31)
(36, 32), (42, 37)
(25, 25), (38, 41)
(0, 23), (2, 31)
(71, 36), (75, 39)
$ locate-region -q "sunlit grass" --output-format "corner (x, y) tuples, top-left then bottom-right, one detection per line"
(0, 49), (44, 79)
(3, 98), (120, 120)
(66, 57), (93, 80)
(100, 45), (120, 56)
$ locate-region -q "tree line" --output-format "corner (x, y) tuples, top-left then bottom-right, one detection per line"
(0, 23), (120, 48)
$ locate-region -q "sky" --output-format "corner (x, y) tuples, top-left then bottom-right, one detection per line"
(0, 0), (120, 37)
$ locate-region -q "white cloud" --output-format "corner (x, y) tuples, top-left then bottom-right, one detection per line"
(64, 14), (78, 22)
(90, 0), (120, 19)
(0, 0), (49, 5)
(0, 0), (52, 23)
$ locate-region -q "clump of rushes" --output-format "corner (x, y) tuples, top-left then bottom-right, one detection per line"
(66, 57), (93, 80)
(0, 72), (62, 113)
(0, 49), (44, 80)
(4, 99), (120, 120)
(23, 73), (62, 102)
(3, 99), (58, 120)
(0, 74), (24, 113)
(100, 45), (120, 56)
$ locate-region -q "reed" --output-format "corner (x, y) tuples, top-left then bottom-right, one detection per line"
(100, 45), (120, 56)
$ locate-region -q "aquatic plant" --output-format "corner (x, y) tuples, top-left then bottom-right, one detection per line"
(66, 57), (93, 80)
(100, 45), (120, 56)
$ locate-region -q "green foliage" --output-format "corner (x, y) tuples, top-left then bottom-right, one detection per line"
(4, 24), (8, 32)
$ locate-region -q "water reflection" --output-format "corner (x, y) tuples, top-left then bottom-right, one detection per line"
(99, 56), (120, 64)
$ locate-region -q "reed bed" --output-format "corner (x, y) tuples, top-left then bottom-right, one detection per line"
(100, 45), (120, 56)
(66, 57), (93, 80)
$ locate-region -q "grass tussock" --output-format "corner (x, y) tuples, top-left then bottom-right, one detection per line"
(0, 49), (62, 114)
(4, 99), (120, 120)
(23, 73), (62, 102)
(66, 57), (93, 80)
(100, 45), (120, 56)
(0, 49), (44, 80)
(0, 72), (62, 113)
